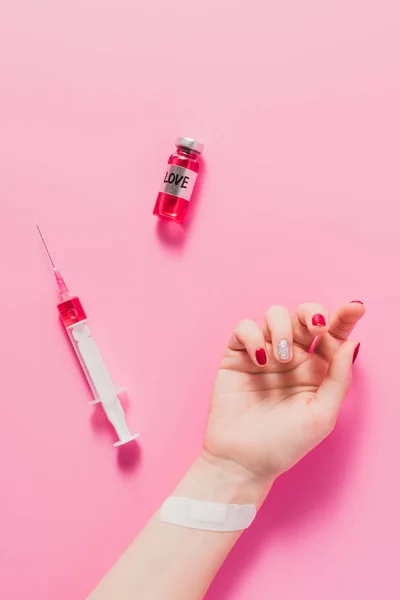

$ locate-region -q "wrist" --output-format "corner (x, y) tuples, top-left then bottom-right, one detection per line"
(174, 452), (274, 510)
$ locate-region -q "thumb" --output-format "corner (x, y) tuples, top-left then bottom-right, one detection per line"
(316, 340), (360, 418)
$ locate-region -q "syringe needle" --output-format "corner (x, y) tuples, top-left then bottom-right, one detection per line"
(35, 222), (56, 269)
(35, 222), (69, 296)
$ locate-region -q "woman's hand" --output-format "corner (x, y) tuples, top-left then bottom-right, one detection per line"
(89, 301), (366, 600)
(203, 301), (365, 499)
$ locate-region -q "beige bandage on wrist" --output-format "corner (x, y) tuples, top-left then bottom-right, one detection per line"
(159, 497), (256, 532)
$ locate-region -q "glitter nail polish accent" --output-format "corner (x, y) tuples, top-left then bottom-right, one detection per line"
(277, 339), (291, 361)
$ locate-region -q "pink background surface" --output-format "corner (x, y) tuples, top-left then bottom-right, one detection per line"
(0, 2), (399, 599)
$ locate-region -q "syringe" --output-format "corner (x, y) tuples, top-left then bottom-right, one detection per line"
(36, 223), (138, 447)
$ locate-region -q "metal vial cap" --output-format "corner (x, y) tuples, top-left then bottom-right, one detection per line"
(175, 136), (204, 155)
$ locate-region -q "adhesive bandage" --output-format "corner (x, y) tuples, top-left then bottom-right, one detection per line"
(159, 497), (256, 532)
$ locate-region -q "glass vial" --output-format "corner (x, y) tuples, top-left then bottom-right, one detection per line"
(153, 136), (204, 224)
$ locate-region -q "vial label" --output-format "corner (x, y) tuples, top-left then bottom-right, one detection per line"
(160, 164), (197, 201)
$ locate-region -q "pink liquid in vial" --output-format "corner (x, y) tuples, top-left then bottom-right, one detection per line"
(153, 137), (204, 224)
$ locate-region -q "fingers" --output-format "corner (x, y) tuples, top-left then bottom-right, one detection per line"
(292, 303), (330, 349)
(226, 301), (365, 369)
(264, 305), (293, 363)
(328, 301), (366, 341)
(316, 340), (360, 419)
(316, 301), (365, 361)
(228, 319), (268, 367)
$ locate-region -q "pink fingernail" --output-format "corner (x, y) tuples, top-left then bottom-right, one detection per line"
(312, 314), (326, 326)
(353, 343), (360, 364)
(255, 348), (267, 366)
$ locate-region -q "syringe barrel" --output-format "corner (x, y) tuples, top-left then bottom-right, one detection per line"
(57, 297), (137, 446)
